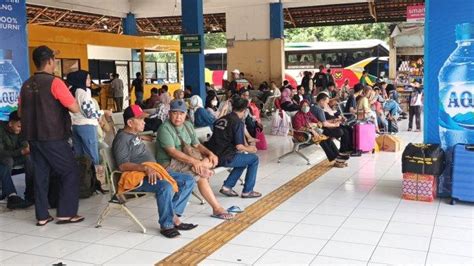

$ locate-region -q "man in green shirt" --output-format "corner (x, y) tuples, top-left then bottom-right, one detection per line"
(156, 100), (233, 220)
(0, 111), (34, 209)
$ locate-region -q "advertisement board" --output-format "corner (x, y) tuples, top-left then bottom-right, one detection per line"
(0, 0), (28, 121)
(407, 4), (425, 23)
(425, 0), (474, 195)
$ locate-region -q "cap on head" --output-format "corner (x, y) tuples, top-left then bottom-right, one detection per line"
(231, 69), (240, 75)
(169, 99), (187, 113)
(123, 105), (149, 123)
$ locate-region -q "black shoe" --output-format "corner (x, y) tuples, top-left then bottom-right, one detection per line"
(336, 155), (350, 161)
(350, 151), (362, 157)
(7, 195), (33, 210)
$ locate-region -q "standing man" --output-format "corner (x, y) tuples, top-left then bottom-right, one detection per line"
(313, 65), (328, 94)
(19, 45), (84, 226)
(408, 81), (423, 132)
(131, 72), (144, 105)
(359, 71), (373, 86)
(111, 73), (124, 112)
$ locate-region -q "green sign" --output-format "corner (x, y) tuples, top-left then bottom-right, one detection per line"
(180, 35), (202, 53)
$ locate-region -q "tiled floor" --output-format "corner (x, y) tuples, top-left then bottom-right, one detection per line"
(1, 118), (473, 265)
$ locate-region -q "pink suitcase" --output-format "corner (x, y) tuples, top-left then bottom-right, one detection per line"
(353, 123), (376, 153)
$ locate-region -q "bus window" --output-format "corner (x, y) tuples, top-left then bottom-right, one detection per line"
(286, 52), (315, 68)
(300, 53), (314, 64)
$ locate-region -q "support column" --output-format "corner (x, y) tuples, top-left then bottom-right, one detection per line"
(181, 0), (206, 100)
(226, 3), (285, 86)
(122, 13), (137, 35)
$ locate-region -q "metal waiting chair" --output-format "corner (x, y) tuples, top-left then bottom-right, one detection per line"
(277, 128), (313, 165)
(96, 148), (152, 233)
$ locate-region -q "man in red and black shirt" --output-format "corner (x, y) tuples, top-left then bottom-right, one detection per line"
(19, 45), (84, 226)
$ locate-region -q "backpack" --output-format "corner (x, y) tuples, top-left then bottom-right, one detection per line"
(77, 156), (96, 199)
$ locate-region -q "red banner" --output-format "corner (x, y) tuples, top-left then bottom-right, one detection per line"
(407, 4), (425, 22)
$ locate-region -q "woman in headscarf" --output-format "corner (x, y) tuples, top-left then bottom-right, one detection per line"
(292, 100), (349, 168)
(205, 91), (220, 119)
(189, 95), (215, 128)
(67, 70), (112, 176)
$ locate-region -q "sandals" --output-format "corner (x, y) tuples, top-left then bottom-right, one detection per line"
(227, 206), (244, 213)
(241, 191), (262, 199)
(334, 161), (348, 168)
(211, 212), (234, 220)
(219, 187), (239, 197)
(174, 223), (198, 231)
(36, 216), (54, 226)
(56, 215), (85, 225)
(160, 228), (181, 238)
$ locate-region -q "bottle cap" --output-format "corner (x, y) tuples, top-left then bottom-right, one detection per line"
(0, 49), (13, 60)
(456, 23), (474, 41)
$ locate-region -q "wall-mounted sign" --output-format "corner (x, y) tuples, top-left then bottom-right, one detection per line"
(180, 35), (202, 53)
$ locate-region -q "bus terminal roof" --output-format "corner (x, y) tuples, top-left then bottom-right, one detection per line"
(26, 0), (425, 35)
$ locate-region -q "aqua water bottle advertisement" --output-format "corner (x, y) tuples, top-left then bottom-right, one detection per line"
(0, 0), (28, 121)
(425, 0), (474, 196)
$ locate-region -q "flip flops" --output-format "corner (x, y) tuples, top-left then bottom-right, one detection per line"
(210, 212), (234, 220)
(227, 206), (244, 213)
(219, 187), (239, 197)
(241, 191), (262, 198)
(36, 216), (54, 226)
(56, 215), (85, 225)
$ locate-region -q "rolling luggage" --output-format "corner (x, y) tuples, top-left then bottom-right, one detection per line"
(353, 122), (376, 153)
(451, 144), (474, 204)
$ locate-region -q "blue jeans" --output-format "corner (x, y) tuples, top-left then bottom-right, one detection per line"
(222, 153), (259, 193)
(0, 156), (34, 200)
(133, 170), (195, 229)
(135, 91), (144, 104)
(72, 125), (99, 165)
(0, 163), (16, 199)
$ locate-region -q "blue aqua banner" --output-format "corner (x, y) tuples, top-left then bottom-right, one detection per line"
(425, 0), (474, 196)
(0, 0), (28, 121)
(425, 0), (474, 147)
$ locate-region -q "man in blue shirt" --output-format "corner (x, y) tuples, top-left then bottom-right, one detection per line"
(205, 97), (262, 198)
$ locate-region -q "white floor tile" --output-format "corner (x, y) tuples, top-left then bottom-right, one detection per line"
(229, 231), (283, 249)
(96, 231), (153, 248)
(27, 223), (83, 239)
(0, 235), (53, 252)
(254, 249), (315, 265)
(311, 256), (367, 265)
(319, 241), (375, 261)
(246, 219), (296, 235)
(0, 250), (19, 262)
(183, 213), (225, 227)
(397, 199), (440, 215)
(437, 203), (474, 219)
(61, 227), (117, 243)
(426, 252), (474, 265)
(429, 238), (474, 257)
(208, 244), (267, 265)
(262, 210), (307, 223)
(0, 218), (38, 234)
(300, 213), (347, 227)
(385, 221), (434, 237)
(0, 231), (19, 241)
(341, 217), (388, 232)
(199, 259), (245, 265)
(274, 201), (317, 213)
(350, 207), (394, 221)
(357, 199), (400, 211)
(379, 233), (430, 251)
(134, 236), (194, 253)
(51, 259), (95, 266)
(370, 246), (426, 265)
(273, 235), (327, 255)
(391, 211), (436, 225)
(331, 228), (383, 245)
(288, 224), (339, 240)
(28, 239), (89, 258)
(1, 254), (57, 265)
(435, 215), (474, 229)
(63, 244), (127, 264)
(104, 249), (169, 265)
(432, 226), (473, 242)
(311, 203), (355, 217)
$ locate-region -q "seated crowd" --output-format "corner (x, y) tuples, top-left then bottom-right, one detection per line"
(2, 45), (402, 240)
